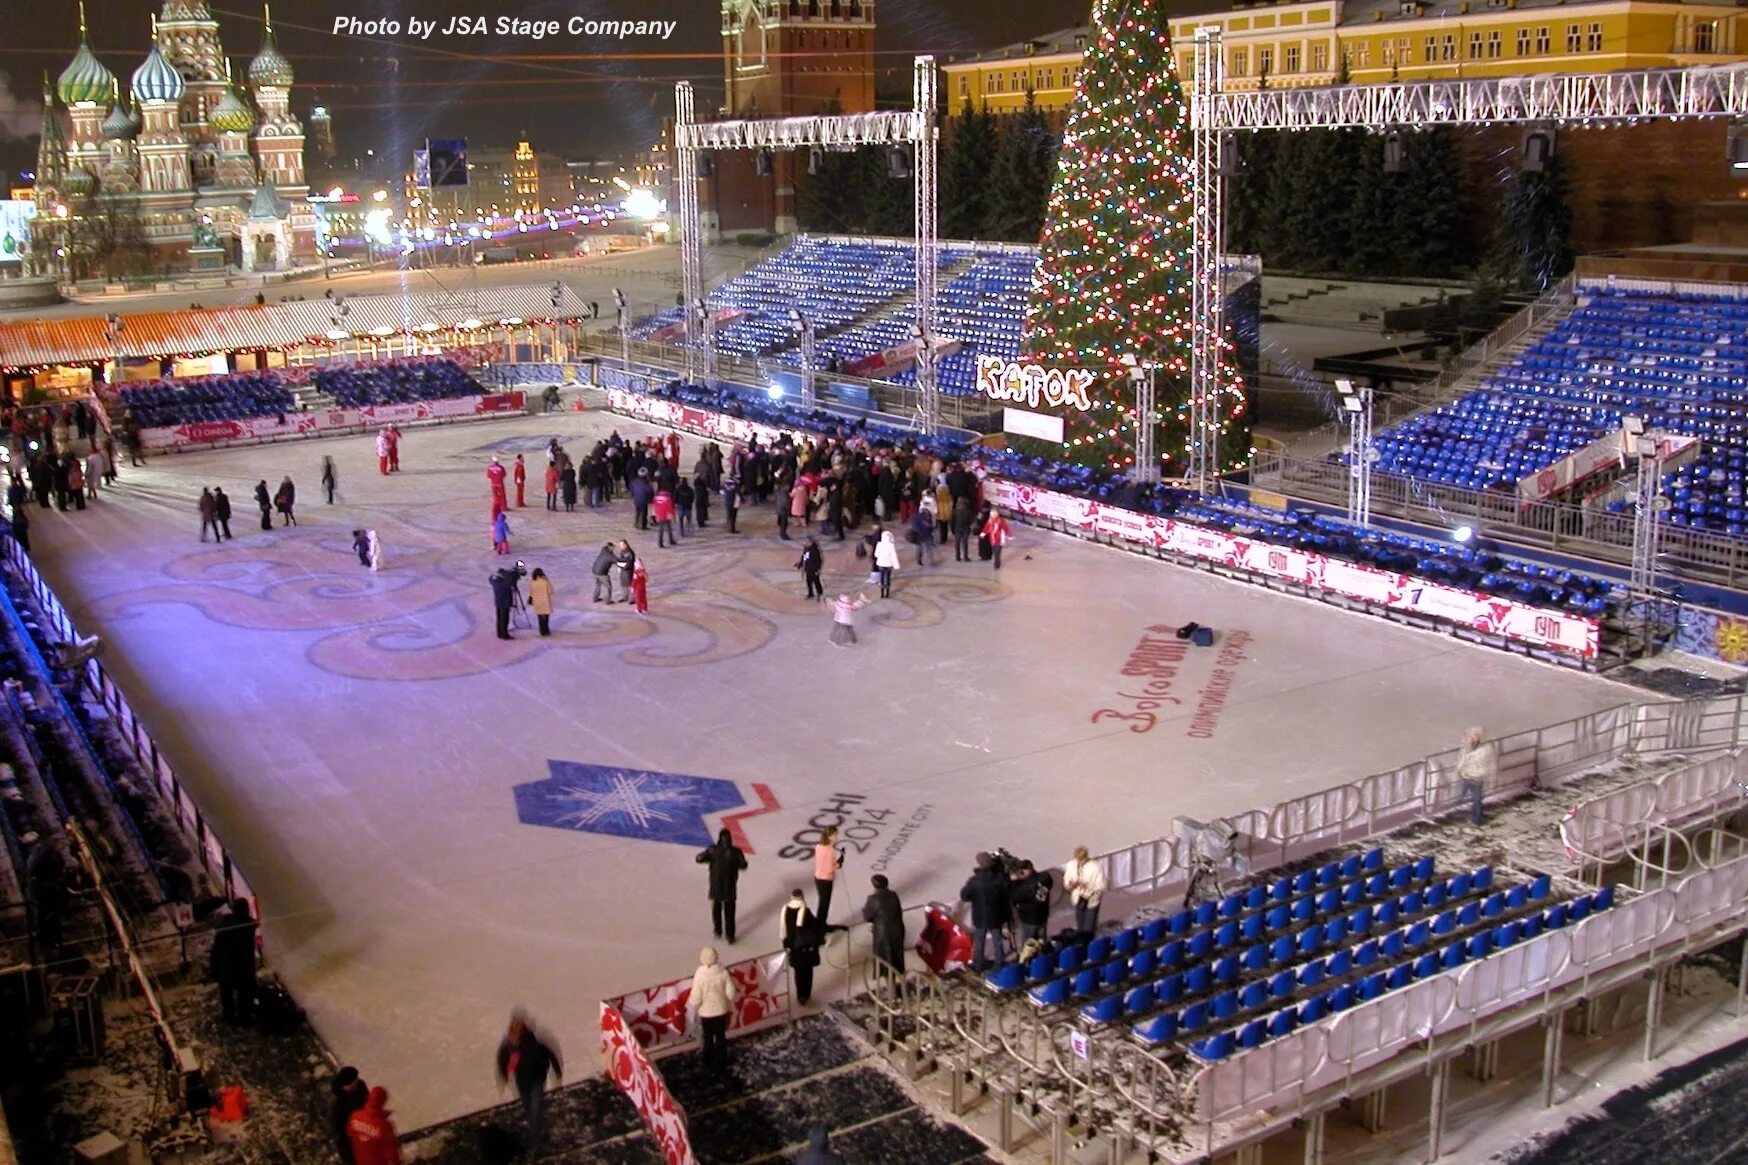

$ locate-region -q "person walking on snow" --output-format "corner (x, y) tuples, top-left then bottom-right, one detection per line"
(544, 461), (559, 511)
(352, 529), (372, 568)
(213, 486), (233, 540)
(862, 874), (906, 975)
(386, 425), (401, 472)
(829, 592), (868, 646)
(254, 480), (272, 530)
(513, 454), (527, 508)
(491, 509), (511, 555)
(695, 827), (748, 944)
(375, 429), (391, 476)
(653, 485), (677, 547)
(487, 456), (508, 512)
(780, 889), (821, 1004)
(345, 1086), (401, 1165)
(688, 947), (739, 1072)
(797, 536), (823, 600)
(322, 455), (338, 504)
(591, 542), (616, 603)
(496, 1012), (562, 1154)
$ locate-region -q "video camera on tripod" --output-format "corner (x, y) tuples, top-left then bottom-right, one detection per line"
(1175, 815), (1250, 907)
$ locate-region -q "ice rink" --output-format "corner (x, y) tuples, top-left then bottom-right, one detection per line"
(24, 407), (1635, 1129)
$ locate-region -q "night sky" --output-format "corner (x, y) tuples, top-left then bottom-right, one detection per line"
(0, 0), (1115, 186)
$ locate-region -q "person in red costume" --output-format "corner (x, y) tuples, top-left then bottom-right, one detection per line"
(513, 454), (527, 507)
(386, 425), (401, 472)
(345, 1086), (401, 1165)
(487, 456), (508, 512)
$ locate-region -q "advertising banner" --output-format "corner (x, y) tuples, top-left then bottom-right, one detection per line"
(600, 1004), (698, 1165)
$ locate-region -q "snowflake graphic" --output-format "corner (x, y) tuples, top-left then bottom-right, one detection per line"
(1716, 619), (1748, 665)
(513, 762), (749, 846)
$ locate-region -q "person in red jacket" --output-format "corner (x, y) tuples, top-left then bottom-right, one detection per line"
(386, 425), (401, 472)
(487, 456), (508, 513)
(631, 559), (650, 614)
(981, 508), (1012, 571)
(346, 1086), (401, 1165)
(513, 454), (527, 508)
(652, 486), (677, 547)
(543, 461), (560, 511)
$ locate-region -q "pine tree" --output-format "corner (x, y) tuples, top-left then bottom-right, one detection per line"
(941, 100), (998, 240)
(1226, 129), (1275, 258)
(1022, 0), (1248, 476)
(1344, 133), (1393, 277)
(1397, 127), (1466, 276)
(1493, 146), (1574, 291)
(988, 93), (1058, 244)
(794, 99), (864, 233)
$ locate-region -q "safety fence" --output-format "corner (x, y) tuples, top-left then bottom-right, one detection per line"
(1559, 751), (1748, 872)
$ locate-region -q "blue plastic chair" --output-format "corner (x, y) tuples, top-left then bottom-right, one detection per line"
(1366, 872), (1389, 898)
(1059, 946), (1084, 973)
(1400, 889), (1424, 916)
(1467, 932), (1493, 960)
(1191, 1030), (1235, 1061)
(1240, 980), (1268, 1010)
(1087, 936), (1112, 963)
(1545, 902), (1570, 930)
(1266, 904), (1290, 932)
(1376, 900), (1400, 926)
(1505, 884), (1529, 910)
(1519, 913), (1543, 941)
(1387, 963), (1413, 990)
(1268, 969), (1296, 1000)
(1131, 948), (1158, 979)
(1528, 874), (1552, 902)
(1425, 882), (1448, 910)
(1215, 921), (1240, 949)
(1443, 941), (1467, 970)
(1194, 901), (1218, 927)
(1133, 1011), (1178, 1043)
(1323, 916), (1348, 947)
(1240, 912), (1265, 944)
(1292, 895), (1315, 923)
(1354, 939), (1380, 968)
(1447, 872), (1472, 898)
(1340, 853), (1362, 880)
(1214, 954), (1239, 984)
(1211, 990), (1239, 1021)
(1299, 958), (1327, 989)
(985, 964), (1024, 991)
(1081, 995), (1123, 1024)
(1123, 984), (1154, 1015)
(1316, 887), (1341, 914)
(1268, 1007), (1298, 1038)
(1595, 885), (1616, 911)
(1343, 880), (1366, 906)
(1168, 909), (1193, 935)
(1102, 960), (1127, 989)
(1270, 875), (1293, 902)
(1300, 995), (1328, 1024)
(1481, 893), (1505, 919)
(1026, 954), (1053, 982)
(1114, 929), (1140, 957)
(1348, 905), (1374, 935)
(1328, 949), (1354, 978)
(1156, 972), (1185, 1005)
(1294, 869), (1316, 895)
(1239, 1018), (1268, 1049)
(1407, 921), (1430, 949)
(1457, 901), (1481, 928)
(1413, 953), (1440, 979)
(1028, 978), (1069, 1006)
(1072, 968), (1099, 996)
(1317, 862), (1340, 887)
(1159, 939), (1184, 968)
(1569, 894), (1592, 923)
(1186, 964), (1212, 994)
(1245, 885), (1268, 911)
(1189, 931), (1215, 961)
(1242, 944), (1270, 973)
(1362, 847), (1384, 872)
(1473, 866), (1494, 893)
(1181, 1001), (1209, 1032)
(1329, 985), (1354, 1013)
(1494, 921), (1520, 948)
(1432, 910), (1457, 937)
(1390, 865), (1414, 890)
(1413, 855), (1436, 882)
(1297, 927), (1322, 956)
(1142, 918), (1170, 945)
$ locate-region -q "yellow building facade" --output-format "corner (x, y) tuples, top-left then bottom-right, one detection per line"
(940, 0), (1747, 110)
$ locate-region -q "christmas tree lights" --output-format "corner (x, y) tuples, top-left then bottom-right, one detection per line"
(1021, 0), (1249, 478)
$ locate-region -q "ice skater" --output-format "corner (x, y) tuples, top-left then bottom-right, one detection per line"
(487, 455), (508, 512)
(631, 559), (649, 615)
(829, 592), (869, 646)
(492, 509), (511, 555)
(274, 476), (297, 526)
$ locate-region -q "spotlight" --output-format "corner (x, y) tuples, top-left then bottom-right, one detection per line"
(755, 148), (772, 177)
(1382, 132), (1404, 174)
(1522, 128), (1555, 173)
(1452, 525), (1475, 543)
(1730, 119), (1748, 175)
(888, 147), (910, 178)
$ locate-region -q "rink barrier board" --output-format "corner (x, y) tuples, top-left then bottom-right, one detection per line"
(599, 389), (1599, 661)
(136, 390), (529, 451)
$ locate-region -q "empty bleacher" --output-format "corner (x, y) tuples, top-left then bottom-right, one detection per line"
(313, 356), (485, 408)
(119, 373), (294, 430)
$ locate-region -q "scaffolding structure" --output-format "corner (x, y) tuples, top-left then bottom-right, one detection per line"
(673, 57), (942, 431)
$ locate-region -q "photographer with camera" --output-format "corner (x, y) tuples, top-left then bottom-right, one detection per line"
(1010, 858), (1053, 957)
(490, 562), (526, 641)
(959, 852), (1011, 973)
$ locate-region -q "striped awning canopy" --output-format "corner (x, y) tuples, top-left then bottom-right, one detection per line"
(0, 283), (594, 370)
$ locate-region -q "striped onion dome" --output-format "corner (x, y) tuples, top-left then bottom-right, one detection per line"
(131, 44), (185, 104)
(248, 27), (293, 88)
(57, 35), (114, 106)
(210, 87), (255, 133)
(159, 0), (212, 19)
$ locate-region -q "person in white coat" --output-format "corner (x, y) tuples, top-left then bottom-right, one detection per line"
(1454, 726), (1497, 824)
(376, 429), (392, 476)
(1063, 846), (1107, 938)
(872, 529), (900, 598)
(366, 529), (382, 572)
(688, 946), (739, 1071)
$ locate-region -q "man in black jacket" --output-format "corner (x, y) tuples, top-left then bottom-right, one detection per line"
(496, 1012), (562, 1154)
(213, 486), (233, 541)
(695, 828), (748, 943)
(861, 874), (905, 975)
(629, 467), (654, 530)
(591, 542), (616, 602)
(1010, 860), (1054, 955)
(210, 897), (258, 1024)
(959, 853), (1011, 972)
(489, 568), (519, 640)
(330, 1066), (369, 1164)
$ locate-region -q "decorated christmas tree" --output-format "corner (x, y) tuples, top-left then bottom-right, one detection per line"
(1020, 0), (1249, 478)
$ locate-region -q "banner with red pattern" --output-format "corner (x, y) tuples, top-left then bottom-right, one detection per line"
(600, 1004), (697, 1165)
(139, 392), (526, 449)
(603, 953), (790, 1053)
(606, 389), (809, 451)
(983, 479), (1600, 659)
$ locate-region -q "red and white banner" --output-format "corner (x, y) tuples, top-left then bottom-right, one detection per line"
(985, 480), (1600, 658)
(1519, 431), (1699, 503)
(607, 389), (809, 450)
(847, 336), (962, 379)
(645, 308), (745, 345)
(139, 392), (526, 450)
(601, 393), (1601, 659)
(603, 952), (789, 1052)
(600, 1004), (698, 1165)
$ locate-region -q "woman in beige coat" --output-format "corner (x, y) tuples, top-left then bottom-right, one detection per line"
(689, 947), (739, 1071)
(528, 568), (555, 637)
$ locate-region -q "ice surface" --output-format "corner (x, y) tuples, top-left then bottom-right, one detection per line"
(24, 410), (1634, 1129)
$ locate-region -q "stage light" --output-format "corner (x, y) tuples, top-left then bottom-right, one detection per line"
(1452, 525), (1474, 543)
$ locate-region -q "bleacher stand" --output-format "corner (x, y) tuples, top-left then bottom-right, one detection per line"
(314, 357), (484, 409)
(119, 373), (293, 430)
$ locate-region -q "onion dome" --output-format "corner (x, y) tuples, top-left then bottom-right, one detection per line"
(210, 86), (255, 133)
(131, 44), (185, 104)
(248, 6), (294, 88)
(57, 18), (114, 106)
(61, 165), (96, 197)
(102, 91), (140, 141)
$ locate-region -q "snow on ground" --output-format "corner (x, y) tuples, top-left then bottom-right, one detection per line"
(22, 408), (1634, 1130)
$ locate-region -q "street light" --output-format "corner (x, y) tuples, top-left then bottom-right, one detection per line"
(1335, 377), (1375, 526)
(791, 308), (815, 409)
(612, 287), (630, 372)
(1121, 352), (1159, 484)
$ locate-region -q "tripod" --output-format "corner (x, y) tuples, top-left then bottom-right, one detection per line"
(508, 585), (532, 631)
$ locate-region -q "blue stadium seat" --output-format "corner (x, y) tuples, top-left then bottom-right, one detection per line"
(1191, 1031), (1235, 1061)
(1413, 855), (1436, 882)
(1245, 885), (1268, 911)
(1240, 980), (1269, 1010)
(1026, 954), (1053, 982)
(1270, 875), (1293, 902)
(1133, 1011), (1178, 1044)
(1159, 940), (1184, 968)
(1481, 893), (1506, 919)
(1328, 949), (1353, 978)
(1168, 909), (1193, 935)
(1359, 972), (1386, 1002)
(1300, 995), (1328, 1024)
(1157, 973), (1184, 1005)
(1505, 884), (1529, 910)
(1081, 995), (1123, 1024)
(1211, 990), (1239, 1021)
(1071, 968), (1099, 997)
(1181, 1001), (1209, 1031)
(1215, 921), (1240, 949)
(1595, 884), (1616, 911)
(1269, 934), (1295, 964)
(1299, 957), (1327, 989)
(1142, 918), (1170, 945)
(1194, 901), (1218, 927)
(1102, 960), (1127, 989)
(1340, 853), (1362, 880)
(1343, 880), (1366, 906)
(1239, 1018), (1268, 1049)
(1447, 872), (1472, 898)
(1362, 847), (1384, 872)
(1316, 888), (1341, 914)
(1268, 1007), (1298, 1038)
(1569, 894), (1592, 923)
(1544, 902), (1570, 930)
(1028, 978), (1069, 1006)
(1329, 985), (1354, 1013)
(1390, 865), (1414, 891)
(1087, 936), (1112, 963)
(1292, 895), (1315, 922)
(1059, 946), (1084, 973)
(1348, 905), (1373, 935)
(1473, 866), (1494, 893)
(1432, 910), (1457, 936)
(1519, 913), (1543, 941)
(1494, 921), (1520, 949)
(1317, 862), (1341, 887)
(1213, 954), (1239, 984)
(1407, 921), (1430, 949)
(1242, 944), (1270, 973)
(1323, 916), (1347, 946)
(1269, 970), (1295, 999)
(985, 964), (1024, 991)
(1298, 927), (1322, 956)
(1123, 984), (1155, 1014)
(1528, 874), (1552, 902)
(1186, 964), (1212, 994)
(1189, 931), (1215, 961)
(1387, 963), (1413, 990)
(1266, 904), (1290, 931)
(1381, 930), (1406, 959)
(1442, 942), (1466, 970)
(1413, 953), (1440, 979)
(1457, 901), (1481, 928)
(1219, 893), (1244, 920)
(1400, 889), (1424, 916)
(1294, 869), (1316, 895)
(1354, 939), (1380, 968)
(1376, 900), (1400, 926)
(1366, 873), (1389, 898)
(1114, 928), (1139, 956)
(1425, 883), (1448, 910)
(1467, 932), (1493, 960)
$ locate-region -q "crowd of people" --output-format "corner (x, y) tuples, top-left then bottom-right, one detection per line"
(482, 425), (1016, 644)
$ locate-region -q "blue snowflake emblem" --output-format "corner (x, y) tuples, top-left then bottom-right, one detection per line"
(513, 761), (748, 846)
